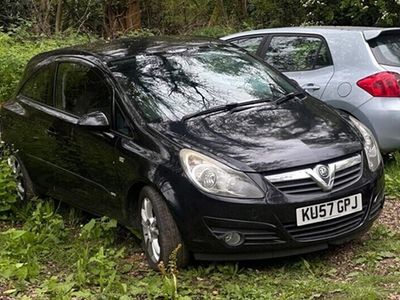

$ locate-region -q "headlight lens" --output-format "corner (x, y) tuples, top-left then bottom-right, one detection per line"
(349, 116), (382, 172)
(180, 149), (265, 199)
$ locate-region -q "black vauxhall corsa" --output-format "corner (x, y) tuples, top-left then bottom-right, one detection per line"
(0, 36), (385, 270)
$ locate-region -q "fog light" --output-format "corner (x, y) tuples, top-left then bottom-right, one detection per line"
(223, 231), (243, 247)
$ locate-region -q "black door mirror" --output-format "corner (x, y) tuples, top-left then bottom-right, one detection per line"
(77, 111), (109, 130)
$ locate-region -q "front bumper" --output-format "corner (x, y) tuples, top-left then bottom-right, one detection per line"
(163, 157), (384, 261)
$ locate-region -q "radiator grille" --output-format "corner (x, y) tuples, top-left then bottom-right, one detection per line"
(265, 154), (362, 196)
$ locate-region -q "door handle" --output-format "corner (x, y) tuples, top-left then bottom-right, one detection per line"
(302, 83), (321, 91)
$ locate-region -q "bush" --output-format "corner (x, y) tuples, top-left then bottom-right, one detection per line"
(0, 144), (17, 219)
(191, 25), (239, 38)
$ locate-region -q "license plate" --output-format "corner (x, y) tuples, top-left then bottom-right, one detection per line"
(296, 193), (362, 227)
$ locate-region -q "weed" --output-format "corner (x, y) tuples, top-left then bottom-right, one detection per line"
(79, 216), (118, 246)
(159, 244), (181, 299)
(0, 144), (17, 219)
(384, 152), (400, 198)
(0, 138), (400, 299)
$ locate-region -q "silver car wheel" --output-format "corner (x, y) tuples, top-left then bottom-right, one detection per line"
(7, 156), (25, 200)
(141, 197), (161, 263)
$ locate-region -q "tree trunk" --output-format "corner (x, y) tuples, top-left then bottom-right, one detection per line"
(238, 0), (247, 20)
(125, 0), (141, 31)
(103, 0), (141, 39)
(33, 0), (51, 35)
(208, 0), (227, 26)
(55, 0), (63, 34)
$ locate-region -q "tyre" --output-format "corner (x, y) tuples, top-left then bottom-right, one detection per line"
(7, 154), (35, 201)
(139, 186), (189, 270)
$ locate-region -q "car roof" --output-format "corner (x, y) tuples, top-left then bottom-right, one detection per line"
(31, 36), (223, 65)
(222, 26), (400, 41)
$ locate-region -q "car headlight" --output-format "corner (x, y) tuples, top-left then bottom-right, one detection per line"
(179, 149), (265, 199)
(349, 116), (382, 172)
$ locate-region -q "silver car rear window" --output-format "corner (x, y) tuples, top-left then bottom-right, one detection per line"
(370, 33), (400, 67)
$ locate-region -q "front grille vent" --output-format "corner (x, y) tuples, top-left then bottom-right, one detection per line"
(265, 154), (362, 196)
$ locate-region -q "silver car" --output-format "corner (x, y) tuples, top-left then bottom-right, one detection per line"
(222, 26), (400, 153)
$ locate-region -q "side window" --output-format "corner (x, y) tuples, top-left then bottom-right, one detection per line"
(230, 36), (264, 54)
(115, 104), (132, 136)
(263, 36), (331, 72)
(20, 64), (54, 105)
(55, 62), (112, 117)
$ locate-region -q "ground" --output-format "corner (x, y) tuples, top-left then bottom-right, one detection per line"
(0, 198), (399, 299)
(0, 155), (400, 299)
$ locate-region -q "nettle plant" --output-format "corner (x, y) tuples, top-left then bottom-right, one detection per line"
(0, 142), (18, 218)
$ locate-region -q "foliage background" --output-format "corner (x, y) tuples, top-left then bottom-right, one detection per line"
(3, 0), (400, 37)
(2, 0), (400, 102)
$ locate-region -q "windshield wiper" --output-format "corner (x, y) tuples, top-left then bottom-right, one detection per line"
(181, 98), (273, 122)
(274, 91), (306, 105)
(228, 98), (273, 114)
(181, 103), (240, 122)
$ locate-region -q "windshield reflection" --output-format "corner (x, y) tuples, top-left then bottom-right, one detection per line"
(111, 45), (295, 122)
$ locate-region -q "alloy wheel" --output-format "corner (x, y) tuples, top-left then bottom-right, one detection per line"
(141, 197), (161, 263)
(7, 156), (25, 200)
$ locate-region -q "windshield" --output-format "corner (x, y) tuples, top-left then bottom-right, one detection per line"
(111, 45), (297, 122)
(370, 33), (400, 66)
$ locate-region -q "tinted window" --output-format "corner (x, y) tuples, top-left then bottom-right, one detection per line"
(112, 45), (297, 122)
(55, 62), (112, 117)
(115, 104), (132, 136)
(230, 36), (264, 54)
(264, 36), (331, 72)
(370, 33), (400, 66)
(20, 64), (54, 104)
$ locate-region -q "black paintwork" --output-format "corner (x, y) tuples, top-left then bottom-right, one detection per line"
(0, 36), (384, 260)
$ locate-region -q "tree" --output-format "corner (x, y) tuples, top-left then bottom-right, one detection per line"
(301, 0), (400, 26)
(55, 0), (63, 33)
(103, 0), (141, 38)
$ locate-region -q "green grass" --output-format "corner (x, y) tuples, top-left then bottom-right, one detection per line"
(1, 151), (400, 299)
(384, 152), (400, 198)
(1, 210), (399, 299)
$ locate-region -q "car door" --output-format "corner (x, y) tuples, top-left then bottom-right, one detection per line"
(259, 34), (334, 99)
(2, 62), (61, 193)
(50, 58), (121, 216)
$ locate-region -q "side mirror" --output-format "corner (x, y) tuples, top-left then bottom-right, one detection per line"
(77, 111), (109, 130)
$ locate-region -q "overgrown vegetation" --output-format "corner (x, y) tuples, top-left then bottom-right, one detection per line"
(1, 2), (400, 297)
(0, 141), (400, 299)
(3, 0), (400, 38)
(384, 153), (400, 199)
(2, 0), (400, 101)
(0, 146), (17, 219)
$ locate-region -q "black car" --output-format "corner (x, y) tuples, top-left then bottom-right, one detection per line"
(0, 37), (384, 270)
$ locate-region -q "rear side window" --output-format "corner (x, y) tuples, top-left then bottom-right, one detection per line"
(55, 62), (112, 117)
(20, 64), (54, 105)
(370, 34), (400, 66)
(263, 35), (332, 72)
(230, 36), (264, 54)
